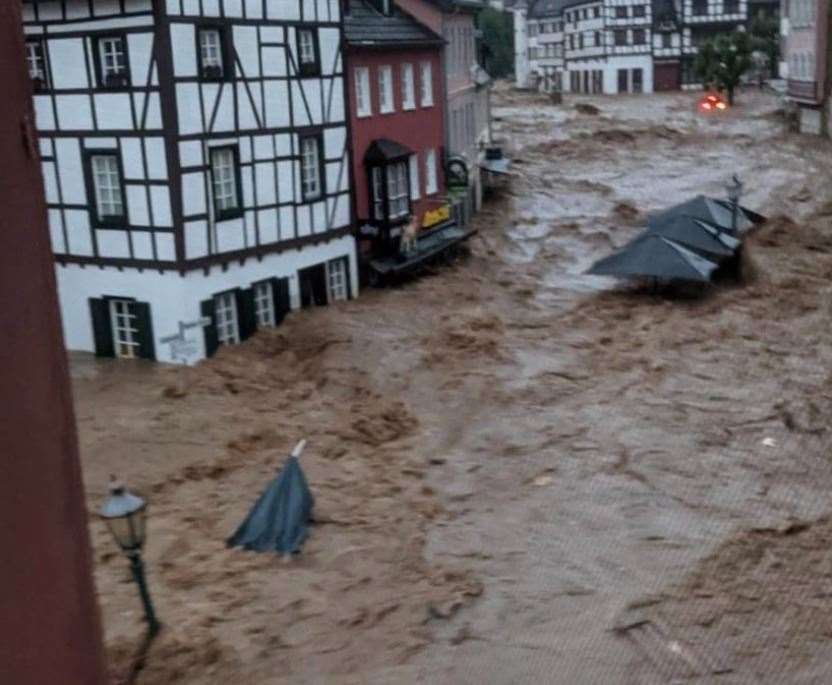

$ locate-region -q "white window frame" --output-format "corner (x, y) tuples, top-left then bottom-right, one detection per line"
(90, 154), (125, 220)
(300, 136), (322, 201)
(98, 36), (127, 83)
(419, 61), (433, 107)
(326, 258), (349, 302)
(26, 40), (46, 85)
(210, 146), (240, 216)
(387, 161), (409, 220)
(409, 154), (420, 201)
(199, 28), (224, 77)
(109, 299), (139, 359)
(214, 292), (240, 345)
(425, 149), (438, 195)
(379, 65), (394, 114)
(401, 63), (415, 110)
(253, 281), (275, 328)
(355, 66), (371, 117)
(298, 28), (317, 67)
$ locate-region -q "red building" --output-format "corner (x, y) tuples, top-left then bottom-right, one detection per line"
(345, 0), (470, 281)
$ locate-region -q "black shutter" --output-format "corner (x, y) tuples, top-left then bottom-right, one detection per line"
(134, 302), (155, 361)
(201, 299), (219, 358)
(271, 277), (291, 325)
(89, 298), (115, 358)
(236, 288), (257, 340)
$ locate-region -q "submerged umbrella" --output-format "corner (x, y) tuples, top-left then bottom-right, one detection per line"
(646, 214), (739, 261)
(227, 440), (314, 555)
(651, 195), (763, 234)
(588, 234), (719, 283)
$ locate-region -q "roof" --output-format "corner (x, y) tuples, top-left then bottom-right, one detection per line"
(364, 138), (414, 164)
(344, 0), (444, 48)
(528, 0), (574, 18)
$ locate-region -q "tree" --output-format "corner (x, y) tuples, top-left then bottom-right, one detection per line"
(749, 16), (780, 78)
(478, 8), (514, 79)
(694, 31), (753, 105)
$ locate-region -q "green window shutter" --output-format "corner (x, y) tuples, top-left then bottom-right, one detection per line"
(236, 288), (257, 340)
(134, 302), (155, 361)
(89, 298), (114, 358)
(271, 277), (291, 325)
(200, 299), (219, 358)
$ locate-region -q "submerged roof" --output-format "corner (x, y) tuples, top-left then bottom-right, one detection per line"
(344, 0), (444, 47)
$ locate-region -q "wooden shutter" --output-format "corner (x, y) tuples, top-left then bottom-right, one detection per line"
(236, 288), (257, 340)
(89, 298), (114, 358)
(271, 277), (291, 325)
(200, 299), (219, 358)
(133, 302), (155, 361)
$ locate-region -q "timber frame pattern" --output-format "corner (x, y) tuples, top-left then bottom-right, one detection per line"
(23, 0), (354, 274)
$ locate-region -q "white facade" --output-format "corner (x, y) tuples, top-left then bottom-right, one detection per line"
(23, 0), (357, 363)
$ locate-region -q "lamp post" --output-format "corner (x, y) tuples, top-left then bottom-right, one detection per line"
(99, 477), (160, 636)
(726, 174), (744, 234)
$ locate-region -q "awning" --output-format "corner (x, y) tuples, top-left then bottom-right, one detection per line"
(369, 222), (476, 276)
(480, 158), (512, 175)
(364, 138), (414, 165)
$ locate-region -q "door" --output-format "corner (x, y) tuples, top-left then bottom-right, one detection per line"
(109, 299), (139, 359)
(617, 69), (629, 94)
(299, 263), (328, 308)
(632, 68), (643, 94)
(326, 257), (350, 302)
(654, 62), (681, 91)
(214, 291), (240, 345)
(89, 297), (155, 359)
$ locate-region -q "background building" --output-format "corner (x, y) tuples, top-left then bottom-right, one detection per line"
(784, 0), (830, 135)
(23, 0), (356, 363)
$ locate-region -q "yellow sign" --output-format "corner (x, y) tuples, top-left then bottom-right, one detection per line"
(422, 204), (450, 229)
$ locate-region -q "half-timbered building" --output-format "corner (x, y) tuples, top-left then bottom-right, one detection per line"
(23, 0), (357, 363)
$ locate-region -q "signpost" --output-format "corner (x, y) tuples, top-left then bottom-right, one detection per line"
(160, 317), (211, 395)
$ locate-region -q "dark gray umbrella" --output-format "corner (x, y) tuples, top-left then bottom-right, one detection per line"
(651, 195), (762, 234)
(588, 234), (719, 283)
(227, 441), (314, 555)
(646, 214), (739, 261)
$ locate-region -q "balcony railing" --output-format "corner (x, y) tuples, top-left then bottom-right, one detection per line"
(787, 79), (820, 103)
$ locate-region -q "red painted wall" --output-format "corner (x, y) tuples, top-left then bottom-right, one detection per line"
(345, 47), (446, 226)
(0, 4), (107, 684)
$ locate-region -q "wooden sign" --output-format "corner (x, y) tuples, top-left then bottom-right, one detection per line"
(422, 204), (450, 228)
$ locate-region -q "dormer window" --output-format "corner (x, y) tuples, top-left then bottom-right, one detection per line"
(25, 39), (48, 91)
(198, 27), (227, 80)
(296, 28), (320, 77)
(96, 36), (129, 88)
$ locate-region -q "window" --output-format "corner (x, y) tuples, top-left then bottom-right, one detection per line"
(327, 258), (349, 302)
(662, 32), (672, 48)
(372, 167), (384, 220)
(615, 7), (627, 18)
(401, 63), (415, 110)
(253, 281), (275, 328)
(632, 68), (643, 93)
(419, 61), (433, 106)
(210, 146), (241, 220)
(25, 40), (48, 91)
(633, 29), (646, 45)
(109, 300), (139, 359)
(387, 161), (409, 219)
(570, 35), (575, 50)
(214, 292), (240, 346)
(409, 154), (420, 200)
(693, 0), (707, 15)
(355, 66), (371, 117)
(96, 36), (128, 87)
(198, 27), (226, 79)
(595, 31), (602, 46)
(300, 135), (323, 201)
(425, 149), (437, 195)
(379, 65), (394, 114)
(614, 30), (628, 46)
(89, 153), (125, 225)
(579, 33), (584, 49)
(296, 28), (320, 76)
(724, 0), (739, 12)
(594, 6), (600, 17)
(633, 5), (646, 17)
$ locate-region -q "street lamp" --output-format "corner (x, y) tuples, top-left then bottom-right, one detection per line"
(99, 477), (160, 636)
(726, 174), (744, 234)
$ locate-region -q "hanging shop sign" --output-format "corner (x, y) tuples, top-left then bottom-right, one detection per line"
(422, 204), (451, 228)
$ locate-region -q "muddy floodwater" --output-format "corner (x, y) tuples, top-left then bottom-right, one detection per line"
(74, 86), (832, 684)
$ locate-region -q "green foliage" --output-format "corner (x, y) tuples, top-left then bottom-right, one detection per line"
(750, 16), (780, 76)
(693, 31), (753, 104)
(479, 8), (514, 79)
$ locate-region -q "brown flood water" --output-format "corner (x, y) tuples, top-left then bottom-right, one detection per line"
(74, 86), (832, 684)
